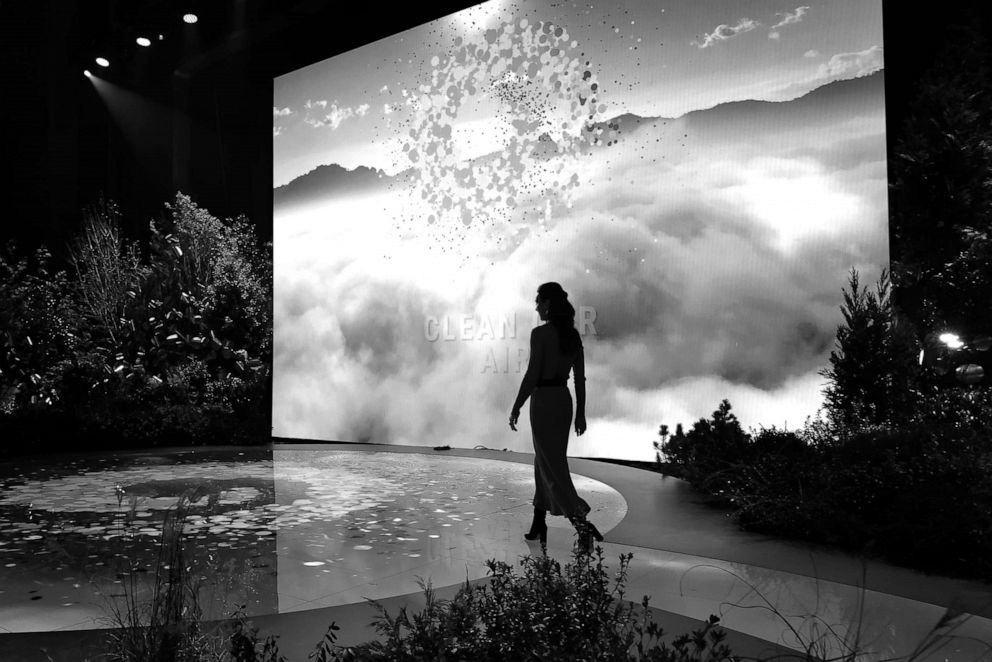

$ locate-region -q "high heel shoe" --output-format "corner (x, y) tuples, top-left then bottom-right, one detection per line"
(569, 515), (603, 554)
(524, 508), (547, 544)
(524, 522), (548, 544)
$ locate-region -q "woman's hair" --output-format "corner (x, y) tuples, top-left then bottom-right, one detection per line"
(538, 282), (582, 355)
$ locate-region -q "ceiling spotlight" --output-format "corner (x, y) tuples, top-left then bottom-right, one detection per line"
(183, 13), (198, 24)
(95, 57), (110, 67)
(83, 69), (92, 77)
(136, 36), (151, 47)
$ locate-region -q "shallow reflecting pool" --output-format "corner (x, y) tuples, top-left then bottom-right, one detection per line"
(0, 447), (626, 633)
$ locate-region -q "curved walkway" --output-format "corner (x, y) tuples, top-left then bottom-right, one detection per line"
(5, 443), (992, 661)
(285, 444), (992, 661)
(232, 444), (992, 661)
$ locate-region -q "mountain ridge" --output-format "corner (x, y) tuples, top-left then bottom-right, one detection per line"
(274, 70), (885, 209)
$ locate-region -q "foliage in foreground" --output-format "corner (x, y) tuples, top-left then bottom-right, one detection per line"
(104, 528), (982, 662)
(99, 496), (983, 662)
(349, 549), (733, 661)
(99, 496), (736, 662)
(105, 497), (229, 662)
(106, 543), (735, 662)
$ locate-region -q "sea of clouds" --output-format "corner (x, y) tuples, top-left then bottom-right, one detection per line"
(273, 78), (888, 462)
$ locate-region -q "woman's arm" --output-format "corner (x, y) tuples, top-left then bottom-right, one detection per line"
(512, 327), (545, 414)
(574, 347), (586, 414)
(574, 346), (586, 435)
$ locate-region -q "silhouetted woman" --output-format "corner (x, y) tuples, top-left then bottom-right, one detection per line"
(509, 282), (603, 553)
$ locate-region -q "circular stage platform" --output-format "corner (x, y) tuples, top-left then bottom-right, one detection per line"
(2, 444), (990, 661)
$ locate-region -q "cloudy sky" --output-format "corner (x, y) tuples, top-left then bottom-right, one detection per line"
(273, 0), (883, 186)
(272, 0), (887, 461)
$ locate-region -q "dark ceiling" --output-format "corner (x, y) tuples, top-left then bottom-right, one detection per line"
(0, 1), (987, 262)
(0, 0), (482, 258)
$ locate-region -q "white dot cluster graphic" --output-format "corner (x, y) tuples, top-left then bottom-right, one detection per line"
(395, 18), (620, 242)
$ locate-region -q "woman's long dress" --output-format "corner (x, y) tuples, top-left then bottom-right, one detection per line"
(522, 325), (590, 518)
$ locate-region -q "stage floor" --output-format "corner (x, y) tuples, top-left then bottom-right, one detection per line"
(2, 444), (991, 660)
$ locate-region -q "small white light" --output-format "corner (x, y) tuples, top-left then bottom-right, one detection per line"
(939, 333), (964, 349)
(95, 57), (110, 67)
(83, 69), (92, 77)
(136, 37), (151, 47)
(183, 13), (198, 24)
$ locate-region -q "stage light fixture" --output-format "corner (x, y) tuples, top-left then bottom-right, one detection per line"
(95, 57), (110, 67)
(183, 13), (198, 24)
(84, 69), (92, 77)
(136, 37), (151, 47)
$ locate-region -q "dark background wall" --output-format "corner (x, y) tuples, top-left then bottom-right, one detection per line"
(0, 0), (479, 260)
(0, 1), (987, 263)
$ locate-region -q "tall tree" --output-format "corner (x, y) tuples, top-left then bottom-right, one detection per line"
(820, 269), (919, 428)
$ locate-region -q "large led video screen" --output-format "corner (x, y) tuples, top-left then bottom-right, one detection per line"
(273, 0), (887, 461)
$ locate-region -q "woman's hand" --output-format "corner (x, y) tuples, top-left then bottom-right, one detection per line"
(575, 413), (587, 436)
(509, 408), (520, 431)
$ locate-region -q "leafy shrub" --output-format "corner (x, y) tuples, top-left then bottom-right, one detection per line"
(657, 400), (751, 499)
(204, 373), (265, 417)
(165, 194), (272, 362)
(69, 193), (270, 409)
(0, 243), (81, 411)
(661, 396), (992, 580)
(180, 552), (735, 662)
(227, 607), (289, 662)
(907, 384), (992, 450)
(749, 427), (806, 458)
(0, 193), (273, 455)
(348, 548), (734, 662)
